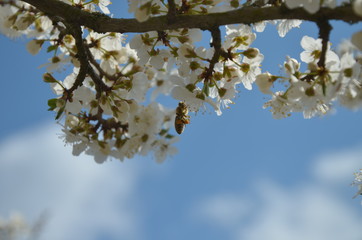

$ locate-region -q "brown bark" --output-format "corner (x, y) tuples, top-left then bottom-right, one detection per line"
(21, 0), (362, 34)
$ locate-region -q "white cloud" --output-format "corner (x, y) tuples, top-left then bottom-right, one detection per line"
(312, 147), (362, 184)
(191, 194), (253, 230)
(193, 146), (362, 240)
(2, 121), (361, 240)
(0, 122), (143, 240)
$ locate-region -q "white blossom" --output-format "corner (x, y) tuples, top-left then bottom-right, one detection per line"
(26, 39), (44, 55)
(351, 31), (362, 51)
(2, 0), (362, 165)
(277, 20), (302, 38)
(353, 0), (362, 16)
(284, 0), (336, 14)
(255, 72), (274, 94)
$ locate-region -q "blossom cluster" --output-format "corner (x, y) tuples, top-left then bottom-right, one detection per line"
(0, 213), (31, 240)
(258, 35), (362, 119)
(0, 0), (361, 170)
(352, 169), (362, 203)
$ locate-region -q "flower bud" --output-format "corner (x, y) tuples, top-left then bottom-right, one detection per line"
(242, 48), (259, 59)
(43, 73), (57, 83)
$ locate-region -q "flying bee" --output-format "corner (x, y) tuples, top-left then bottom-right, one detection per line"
(175, 101), (190, 134)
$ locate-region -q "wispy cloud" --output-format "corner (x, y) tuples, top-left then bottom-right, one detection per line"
(1, 122), (361, 240)
(0, 122), (143, 240)
(192, 146), (362, 240)
(312, 146), (362, 184)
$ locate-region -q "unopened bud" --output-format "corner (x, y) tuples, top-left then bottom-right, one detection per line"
(43, 73), (57, 83)
(242, 48), (259, 59)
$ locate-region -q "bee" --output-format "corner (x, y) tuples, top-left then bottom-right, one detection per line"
(175, 101), (190, 134)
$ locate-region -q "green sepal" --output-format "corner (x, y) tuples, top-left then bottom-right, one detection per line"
(55, 106), (65, 120)
(186, 84), (196, 92)
(177, 36), (189, 44)
(202, 83), (210, 97)
(322, 82), (326, 96)
(165, 134), (174, 139)
(43, 73), (57, 83)
(196, 92), (205, 100)
(218, 88), (227, 98)
(159, 129), (168, 136)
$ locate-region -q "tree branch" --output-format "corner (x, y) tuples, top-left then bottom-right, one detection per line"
(66, 23), (88, 93)
(64, 21), (110, 97)
(317, 19), (332, 69)
(167, 0), (177, 23)
(21, 0), (362, 34)
(202, 26), (222, 81)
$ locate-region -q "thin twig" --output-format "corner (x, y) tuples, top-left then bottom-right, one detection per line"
(202, 26), (222, 81)
(66, 24), (88, 93)
(87, 66), (111, 98)
(84, 44), (121, 81)
(65, 22), (110, 96)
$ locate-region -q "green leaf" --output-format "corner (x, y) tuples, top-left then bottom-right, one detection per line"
(47, 98), (58, 111)
(46, 45), (58, 53)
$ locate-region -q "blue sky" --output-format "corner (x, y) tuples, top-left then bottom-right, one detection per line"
(0, 2), (362, 240)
